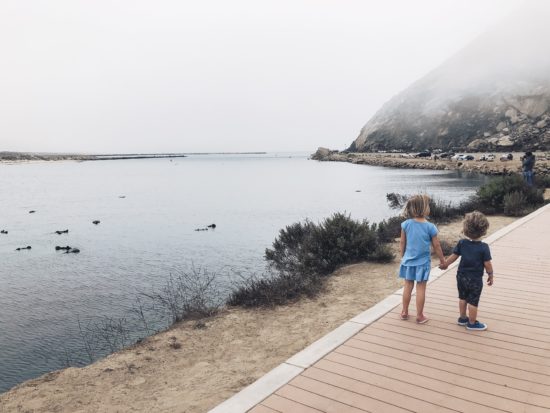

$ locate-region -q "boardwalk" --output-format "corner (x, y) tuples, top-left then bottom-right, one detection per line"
(211, 204), (550, 413)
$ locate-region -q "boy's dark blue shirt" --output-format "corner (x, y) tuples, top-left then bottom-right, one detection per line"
(453, 239), (492, 278)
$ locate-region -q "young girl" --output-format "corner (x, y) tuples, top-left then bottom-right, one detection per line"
(399, 194), (446, 323)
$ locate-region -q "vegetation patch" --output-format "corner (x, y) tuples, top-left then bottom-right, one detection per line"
(477, 175), (544, 215)
(229, 213), (395, 308)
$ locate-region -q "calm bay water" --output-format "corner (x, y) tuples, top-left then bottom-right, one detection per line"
(0, 153), (487, 392)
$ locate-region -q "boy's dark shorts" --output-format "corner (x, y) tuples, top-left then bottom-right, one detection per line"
(456, 273), (483, 307)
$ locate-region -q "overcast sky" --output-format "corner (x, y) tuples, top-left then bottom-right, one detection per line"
(0, 0), (525, 153)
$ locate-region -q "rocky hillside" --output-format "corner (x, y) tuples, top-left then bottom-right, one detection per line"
(350, 2), (550, 152)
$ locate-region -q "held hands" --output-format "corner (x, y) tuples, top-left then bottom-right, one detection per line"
(487, 274), (494, 286)
(438, 260), (448, 270)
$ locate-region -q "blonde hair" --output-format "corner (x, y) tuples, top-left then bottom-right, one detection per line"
(404, 194), (431, 219)
(463, 211), (489, 239)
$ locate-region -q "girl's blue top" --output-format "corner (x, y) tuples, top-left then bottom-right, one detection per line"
(400, 219), (438, 266)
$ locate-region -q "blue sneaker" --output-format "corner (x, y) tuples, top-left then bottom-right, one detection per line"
(457, 317), (469, 326)
(466, 321), (487, 331)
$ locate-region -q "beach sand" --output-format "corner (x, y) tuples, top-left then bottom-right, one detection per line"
(0, 215), (517, 413)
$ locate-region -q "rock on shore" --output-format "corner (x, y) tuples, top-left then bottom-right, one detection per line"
(312, 149), (550, 177)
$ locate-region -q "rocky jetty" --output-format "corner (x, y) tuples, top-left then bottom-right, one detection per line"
(0, 152), (187, 162)
(349, 3), (550, 153)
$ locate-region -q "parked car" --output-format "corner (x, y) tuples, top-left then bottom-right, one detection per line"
(464, 155), (475, 161)
(415, 151), (432, 158)
(451, 154), (465, 161)
(479, 153), (495, 161)
(500, 153), (514, 162)
(439, 152), (454, 159)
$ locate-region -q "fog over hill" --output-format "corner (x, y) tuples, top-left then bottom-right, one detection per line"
(350, 1), (550, 152)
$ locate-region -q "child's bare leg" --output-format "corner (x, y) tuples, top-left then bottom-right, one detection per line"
(402, 280), (414, 316)
(468, 304), (478, 324)
(459, 299), (467, 318)
(416, 281), (428, 321)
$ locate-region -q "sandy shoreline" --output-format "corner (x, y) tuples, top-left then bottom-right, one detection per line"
(313, 151), (550, 177)
(0, 216), (517, 413)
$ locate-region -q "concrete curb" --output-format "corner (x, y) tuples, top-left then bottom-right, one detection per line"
(208, 204), (549, 413)
(208, 363), (303, 413)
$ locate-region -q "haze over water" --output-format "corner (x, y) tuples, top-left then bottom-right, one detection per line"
(0, 153), (486, 392)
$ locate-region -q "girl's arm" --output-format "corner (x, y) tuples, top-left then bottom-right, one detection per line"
(399, 229), (406, 257)
(484, 260), (494, 286)
(431, 235), (446, 268)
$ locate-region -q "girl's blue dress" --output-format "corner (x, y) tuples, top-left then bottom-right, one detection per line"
(399, 219), (438, 282)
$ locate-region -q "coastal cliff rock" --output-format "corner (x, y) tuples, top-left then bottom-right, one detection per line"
(350, 3), (550, 152)
(311, 147), (339, 160)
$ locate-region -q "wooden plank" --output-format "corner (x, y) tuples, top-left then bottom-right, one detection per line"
(261, 394), (322, 413)
(425, 289), (550, 312)
(421, 306), (550, 336)
(248, 404), (281, 413)
(358, 327), (550, 373)
(376, 317), (550, 357)
(346, 337), (550, 385)
(301, 366), (458, 413)
(324, 351), (550, 409)
(288, 376), (411, 413)
(314, 358), (550, 413)
(335, 343), (550, 396)
(365, 321), (550, 367)
(426, 295), (549, 319)
(275, 385), (368, 412)
(412, 304), (550, 335)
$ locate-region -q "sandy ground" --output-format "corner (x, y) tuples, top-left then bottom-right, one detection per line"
(0, 216), (517, 413)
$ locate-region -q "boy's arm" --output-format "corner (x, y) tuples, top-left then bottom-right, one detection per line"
(399, 229), (406, 257)
(431, 235), (446, 267)
(440, 253), (459, 269)
(484, 260), (494, 286)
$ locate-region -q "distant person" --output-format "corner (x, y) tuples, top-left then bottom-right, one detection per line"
(399, 194), (446, 324)
(522, 151), (535, 186)
(440, 211), (493, 331)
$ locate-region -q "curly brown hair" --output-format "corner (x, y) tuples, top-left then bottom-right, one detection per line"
(463, 211), (489, 239)
(404, 194), (431, 219)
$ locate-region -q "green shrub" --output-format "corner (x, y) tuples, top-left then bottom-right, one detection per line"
(477, 175), (543, 214)
(368, 245), (396, 263)
(503, 191), (528, 216)
(536, 175), (550, 189)
(230, 213), (396, 308)
(373, 216), (404, 243)
(265, 213), (384, 277)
